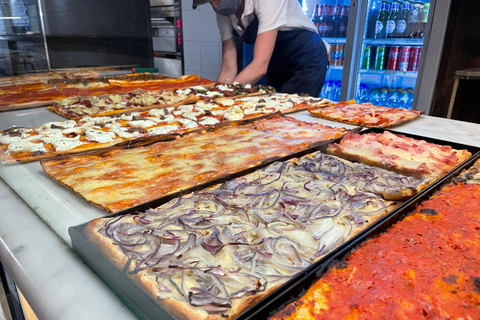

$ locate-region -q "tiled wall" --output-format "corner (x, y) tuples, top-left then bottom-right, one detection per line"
(181, 0), (222, 80)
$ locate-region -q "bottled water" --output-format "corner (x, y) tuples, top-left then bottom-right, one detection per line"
(398, 91), (410, 109)
(388, 90), (400, 108)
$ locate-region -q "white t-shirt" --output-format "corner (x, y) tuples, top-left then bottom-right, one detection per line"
(216, 0), (318, 42)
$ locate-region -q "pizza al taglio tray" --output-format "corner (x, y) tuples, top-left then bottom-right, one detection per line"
(69, 130), (480, 320)
(239, 150), (480, 320)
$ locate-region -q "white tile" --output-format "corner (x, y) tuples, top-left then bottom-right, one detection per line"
(200, 42), (221, 74)
(199, 9), (221, 42)
(183, 41), (202, 73)
(182, 10), (201, 42)
(181, 0), (194, 11)
(184, 69), (197, 76)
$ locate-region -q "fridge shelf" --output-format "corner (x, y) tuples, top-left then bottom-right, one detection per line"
(323, 37), (346, 44)
(359, 69), (418, 77)
(363, 38), (424, 46)
(329, 65), (344, 70)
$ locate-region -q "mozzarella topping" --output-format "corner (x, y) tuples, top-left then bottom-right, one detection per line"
(198, 117), (220, 126)
(85, 129), (116, 143)
(218, 99), (235, 107)
(126, 120), (157, 129)
(176, 118), (198, 129)
(0, 134), (22, 144)
(6, 141), (47, 154)
(37, 120), (77, 130)
(147, 125), (179, 135)
(51, 136), (84, 151)
(223, 106), (244, 121)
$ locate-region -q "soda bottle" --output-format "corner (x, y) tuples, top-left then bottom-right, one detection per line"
(330, 4), (342, 37)
(395, 0), (411, 38)
(419, 3), (429, 38)
(408, 2), (419, 38)
(325, 5), (334, 37)
(366, 0), (381, 38)
(375, 1), (389, 39)
(338, 5), (349, 38)
(415, 3), (424, 38)
(318, 5), (329, 37)
(386, 1), (400, 38)
(311, 4), (321, 32)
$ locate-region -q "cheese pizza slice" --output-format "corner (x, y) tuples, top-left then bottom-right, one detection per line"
(326, 131), (471, 178)
(308, 100), (422, 128)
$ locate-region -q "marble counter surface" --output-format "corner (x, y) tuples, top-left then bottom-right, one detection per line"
(1, 107), (480, 320)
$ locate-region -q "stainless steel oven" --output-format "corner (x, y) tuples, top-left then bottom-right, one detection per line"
(150, 0), (184, 77)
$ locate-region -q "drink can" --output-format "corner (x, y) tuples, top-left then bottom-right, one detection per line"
(375, 45), (386, 70)
(362, 45), (371, 69)
(329, 44), (337, 65)
(408, 46), (421, 71)
(398, 46), (411, 71)
(333, 44), (344, 66)
(387, 46), (400, 70)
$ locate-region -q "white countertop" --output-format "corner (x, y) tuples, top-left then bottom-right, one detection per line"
(1, 107), (480, 320)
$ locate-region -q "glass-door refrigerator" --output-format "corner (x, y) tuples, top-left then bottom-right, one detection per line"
(306, 0), (352, 102)
(354, 0), (430, 109)
(305, 0), (451, 113)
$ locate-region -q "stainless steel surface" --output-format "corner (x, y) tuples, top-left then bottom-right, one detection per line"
(152, 37), (176, 52)
(150, 0), (174, 6)
(154, 56), (182, 77)
(341, 0), (365, 101)
(413, 0), (451, 113)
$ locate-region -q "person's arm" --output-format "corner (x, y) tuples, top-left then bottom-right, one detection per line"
(217, 37), (238, 83)
(233, 29), (278, 84)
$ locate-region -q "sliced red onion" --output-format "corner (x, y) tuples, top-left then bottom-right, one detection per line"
(310, 218), (334, 240)
(201, 227), (224, 256)
(311, 224), (346, 260)
(252, 207), (282, 223)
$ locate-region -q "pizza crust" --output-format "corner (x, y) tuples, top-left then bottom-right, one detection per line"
(309, 100), (423, 128)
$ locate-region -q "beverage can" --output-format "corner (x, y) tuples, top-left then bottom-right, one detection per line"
(362, 45), (371, 69)
(398, 46), (411, 71)
(329, 44), (337, 65)
(408, 46), (421, 71)
(333, 44), (344, 66)
(387, 46), (400, 70)
(375, 45), (386, 70)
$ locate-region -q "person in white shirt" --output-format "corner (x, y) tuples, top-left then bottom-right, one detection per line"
(193, 0), (329, 96)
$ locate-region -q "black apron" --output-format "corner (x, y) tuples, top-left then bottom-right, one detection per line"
(233, 15), (328, 97)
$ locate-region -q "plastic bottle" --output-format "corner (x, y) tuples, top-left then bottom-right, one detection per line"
(379, 88), (389, 106)
(333, 81), (342, 101)
(370, 89), (381, 105)
(398, 91), (410, 109)
(388, 90), (400, 108)
(408, 3), (418, 38)
(357, 84), (370, 103)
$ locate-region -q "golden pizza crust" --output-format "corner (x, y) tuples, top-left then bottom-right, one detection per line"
(309, 100), (423, 128)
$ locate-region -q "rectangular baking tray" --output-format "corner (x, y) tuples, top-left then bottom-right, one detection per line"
(69, 130), (480, 320)
(236, 153), (480, 320)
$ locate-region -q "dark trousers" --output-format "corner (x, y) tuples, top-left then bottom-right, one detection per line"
(267, 30), (328, 97)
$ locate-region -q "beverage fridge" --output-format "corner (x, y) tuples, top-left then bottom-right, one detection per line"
(304, 0), (451, 113)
